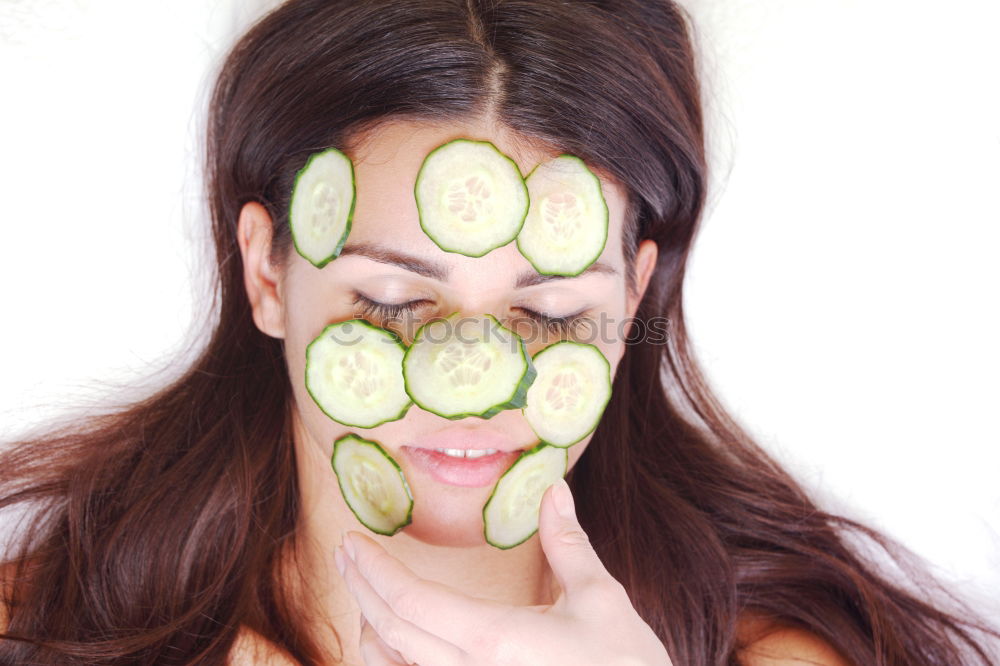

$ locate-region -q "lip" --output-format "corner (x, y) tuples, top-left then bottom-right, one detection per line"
(402, 446), (523, 487)
(407, 426), (524, 453)
(401, 427), (529, 488)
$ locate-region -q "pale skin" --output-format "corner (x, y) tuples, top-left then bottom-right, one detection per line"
(0, 112), (848, 665)
(232, 114), (850, 665)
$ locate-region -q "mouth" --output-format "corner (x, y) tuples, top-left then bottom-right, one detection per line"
(401, 427), (529, 488)
(426, 447), (503, 459)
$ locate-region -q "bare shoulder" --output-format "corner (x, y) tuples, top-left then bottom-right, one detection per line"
(737, 617), (853, 666)
(227, 625), (300, 666)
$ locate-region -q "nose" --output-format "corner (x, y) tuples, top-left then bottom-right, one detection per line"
(437, 241), (531, 316)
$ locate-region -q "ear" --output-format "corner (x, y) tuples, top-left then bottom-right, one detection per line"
(236, 202), (286, 339)
(626, 239), (658, 318)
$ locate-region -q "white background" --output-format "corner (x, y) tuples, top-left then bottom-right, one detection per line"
(2, 0), (998, 634)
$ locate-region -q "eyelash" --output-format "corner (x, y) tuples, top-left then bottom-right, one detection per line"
(511, 307), (589, 337)
(352, 293), (589, 337)
(352, 293), (428, 321)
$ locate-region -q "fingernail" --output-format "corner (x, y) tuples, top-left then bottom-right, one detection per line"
(334, 546), (346, 576)
(552, 478), (575, 519)
(343, 532), (357, 560)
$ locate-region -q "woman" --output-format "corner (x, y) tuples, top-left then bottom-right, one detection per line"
(1, 0), (996, 664)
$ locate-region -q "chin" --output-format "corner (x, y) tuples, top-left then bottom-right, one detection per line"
(399, 482), (496, 548)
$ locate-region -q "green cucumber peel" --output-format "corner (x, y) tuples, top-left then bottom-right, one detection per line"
(289, 146), (356, 268)
(414, 138), (529, 258)
(523, 340), (612, 448)
(305, 319), (412, 428)
(332, 433), (413, 536)
(482, 442), (568, 549)
(515, 154), (609, 277)
(402, 313), (536, 420)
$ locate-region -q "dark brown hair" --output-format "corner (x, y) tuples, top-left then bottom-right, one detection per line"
(2, 0), (997, 663)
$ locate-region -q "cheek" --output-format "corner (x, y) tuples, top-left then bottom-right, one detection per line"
(562, 313), (630, 371)
(280, 273), (361, 450)
(281, 293), (318, 416)
(606, 301), (635, 366)
(559, 327), (628, 474)
(284, 330), (346, 454)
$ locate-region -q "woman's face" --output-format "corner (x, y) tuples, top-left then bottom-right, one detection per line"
(243, 115), (655, 547)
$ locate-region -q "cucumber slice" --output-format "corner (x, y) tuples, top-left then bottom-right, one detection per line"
(306, 319), (412, 428)
(402, 313), (536, 419)
(523, 341), (612, 448)
(483, 443), (568, 549)
(414, 138), (529, 257)
(515, 155), (609, 276)
(290, 147), (355, 268)
(332, 434), (413, 536)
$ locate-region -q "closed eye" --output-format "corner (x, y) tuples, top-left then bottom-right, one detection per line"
(351, 292), (433, 323)
(511, 306), (590, 337)
(351, 293), (590, 338)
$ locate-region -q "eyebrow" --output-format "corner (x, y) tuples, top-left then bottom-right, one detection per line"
(339, 242), (448, 281)
(339, 241), (618, 285)
(513, 262), (618, 288)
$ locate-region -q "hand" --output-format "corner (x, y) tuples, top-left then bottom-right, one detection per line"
(333, 478), (672, 666)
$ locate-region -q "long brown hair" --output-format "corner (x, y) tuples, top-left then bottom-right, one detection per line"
(2, 0), (997, 663)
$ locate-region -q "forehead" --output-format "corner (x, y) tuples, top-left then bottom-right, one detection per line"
(337, 116), (628, 272)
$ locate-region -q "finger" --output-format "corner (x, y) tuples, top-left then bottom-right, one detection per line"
(343, 531), (507, 641)
(337, 544), (469, 666)
(537, 479), (621, 604)
(359, 614), (409, 666)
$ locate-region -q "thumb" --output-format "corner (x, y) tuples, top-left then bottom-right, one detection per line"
(538, 477), (612, 602)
